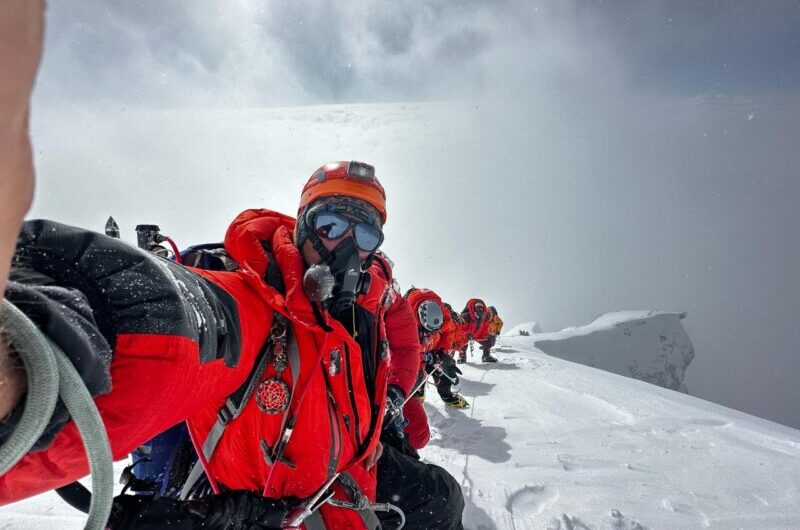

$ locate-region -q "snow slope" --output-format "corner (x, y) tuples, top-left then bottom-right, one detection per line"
(422, 338), (800, 529)
(3, 338), (799, 529)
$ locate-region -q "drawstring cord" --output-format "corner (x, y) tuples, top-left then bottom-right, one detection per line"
(351, 303), (358, 339)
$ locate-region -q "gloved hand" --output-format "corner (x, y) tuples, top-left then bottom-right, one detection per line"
(383, 384), (408, 438)
(422, 350), (434, 367)
(191, 491), (288, 529)
(437, 352), (461, 387)
(108, 491), (288, 530)
(0, 221), (247, 449)
(12, 219), (238, 365)
(1, 220), (242, 450)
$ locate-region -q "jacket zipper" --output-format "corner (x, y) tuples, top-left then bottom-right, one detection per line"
(342, 342), (362, 448)
(359, 303), (387, 454)
(322, 375), (343, 479)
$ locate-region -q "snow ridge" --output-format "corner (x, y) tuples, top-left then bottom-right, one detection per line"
(507, 311), (694, 392)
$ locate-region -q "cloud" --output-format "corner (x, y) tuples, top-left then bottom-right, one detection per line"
(35, 0), (800, 111)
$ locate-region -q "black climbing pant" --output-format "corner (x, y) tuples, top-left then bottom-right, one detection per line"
(375, 444), (465, 530)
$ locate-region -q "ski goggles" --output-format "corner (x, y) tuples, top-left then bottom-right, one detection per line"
(311, 211), (384, 252)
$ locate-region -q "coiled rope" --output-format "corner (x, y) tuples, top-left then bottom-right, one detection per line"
(0, 300), (114, 529)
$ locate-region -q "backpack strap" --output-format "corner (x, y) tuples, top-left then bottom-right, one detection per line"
(303, 511), (327, 530)
(181, 243), (239, 271)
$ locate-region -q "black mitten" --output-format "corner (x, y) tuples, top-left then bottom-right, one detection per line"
(108, 491), (287, 530)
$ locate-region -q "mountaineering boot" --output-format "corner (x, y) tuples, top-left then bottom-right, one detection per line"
(442, 394), (469, 409)
(482, 353), (498, 363)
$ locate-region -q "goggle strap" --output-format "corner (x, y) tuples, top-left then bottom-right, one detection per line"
(310, 234), (334, 264)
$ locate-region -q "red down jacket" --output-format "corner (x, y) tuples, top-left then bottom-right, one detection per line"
(460, 298), (491, 342)
(401, 288), (454, 449)
(368, 256), (429, 450)
(369, 254), (419, 398)
(1, 210), (391, 529)
(438, 306), (468, 354)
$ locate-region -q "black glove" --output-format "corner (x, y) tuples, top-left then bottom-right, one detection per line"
(1, 220), (243, 449)
(12, 219), (240, 366)
(437, 352), (461, 386)
(191, 491), (287, 529)
(383, 384), (408, 438)
(381, 385), (420, 459)
(422, 350), (434, 367)
(3, 259), (113, 449)
(108, 491), (288, 530)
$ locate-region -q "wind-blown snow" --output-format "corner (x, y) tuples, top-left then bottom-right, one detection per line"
(528, 311), (695, 393)
(3, 340), (799, 529)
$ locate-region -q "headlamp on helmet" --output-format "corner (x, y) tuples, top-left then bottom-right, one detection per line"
(347, 161), (375, 180)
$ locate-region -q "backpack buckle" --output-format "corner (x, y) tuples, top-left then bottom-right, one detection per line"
(218, 400), (237, 425)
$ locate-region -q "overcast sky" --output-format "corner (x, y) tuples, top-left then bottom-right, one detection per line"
(27, 1), (800, 429)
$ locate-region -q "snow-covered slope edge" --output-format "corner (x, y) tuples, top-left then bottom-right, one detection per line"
(512, 311), (695, 392)
(422, 343), (800, 530)
(506, 322), (543, 336)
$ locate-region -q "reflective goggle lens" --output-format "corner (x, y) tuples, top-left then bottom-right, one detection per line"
(314, 212), (351, 240)
(354, 223), (382, 252)
(313, 212), (383, 252)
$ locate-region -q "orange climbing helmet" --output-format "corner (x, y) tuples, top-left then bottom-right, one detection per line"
(298, 161), (387, 223)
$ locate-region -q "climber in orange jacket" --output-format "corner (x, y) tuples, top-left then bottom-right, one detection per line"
(457, 298), (494, 363)
(406, 289), (469, 410)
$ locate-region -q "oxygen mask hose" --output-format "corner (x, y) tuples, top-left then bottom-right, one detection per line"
(0, 302), (58, 474)
(0, 300), (114, 530)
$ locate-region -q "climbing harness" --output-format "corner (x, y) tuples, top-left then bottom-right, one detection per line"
(284, 472), (401, 530)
